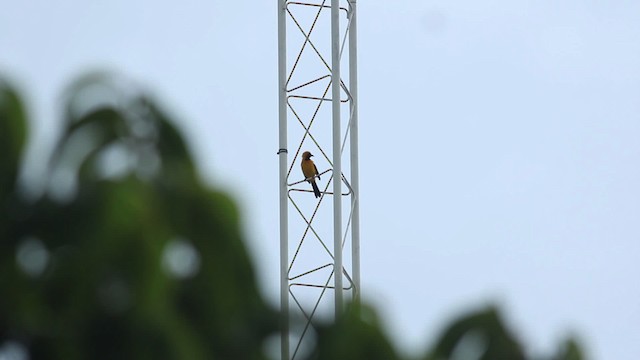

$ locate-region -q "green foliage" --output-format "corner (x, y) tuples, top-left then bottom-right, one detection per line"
(312, 304), (400, 360)
(0, 79), (27, 211)
(1, 74), (275, 360)
(424, 306), (525, 360)
(422, 306), (586, 360)
(0, 74), (586, 360)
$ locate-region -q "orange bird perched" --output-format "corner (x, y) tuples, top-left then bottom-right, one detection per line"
(301, 151), (321, 198)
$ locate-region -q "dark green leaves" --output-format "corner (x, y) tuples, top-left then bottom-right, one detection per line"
(425, 306), (525, 360)
(0, 74), (276, 360)
(0, 78), (27, 201)
(312, 304), (400, 360)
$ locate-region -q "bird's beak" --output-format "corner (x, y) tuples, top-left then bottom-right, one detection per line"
(310, 154), (314, 157)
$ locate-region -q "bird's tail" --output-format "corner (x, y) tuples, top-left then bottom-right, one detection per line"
(311, 181), (321, 198)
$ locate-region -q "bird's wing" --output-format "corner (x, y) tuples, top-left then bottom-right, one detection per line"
(313, 163), (320, 180)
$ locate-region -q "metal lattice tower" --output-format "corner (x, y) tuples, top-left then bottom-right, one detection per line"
(277, 0), (359, 359)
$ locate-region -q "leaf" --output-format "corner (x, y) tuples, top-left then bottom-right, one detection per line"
(0, 79), (28, 198)
(425, 306), (525, 360)
(553, 337), (584, 360)
(313, 303), (400, 360)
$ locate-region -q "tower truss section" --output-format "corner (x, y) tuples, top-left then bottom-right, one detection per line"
(277, 0), (360, 359)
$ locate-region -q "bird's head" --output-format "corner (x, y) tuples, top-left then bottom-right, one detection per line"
(302, 151), (313, 160)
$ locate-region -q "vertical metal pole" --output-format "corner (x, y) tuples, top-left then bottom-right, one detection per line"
(277, 0), (289, 358)
(348, 0), (360, 304)
(330, 0), (343, 316)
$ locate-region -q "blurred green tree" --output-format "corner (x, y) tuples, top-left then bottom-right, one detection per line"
(0, 75), (276, 360)
(0, 74), (584, 360)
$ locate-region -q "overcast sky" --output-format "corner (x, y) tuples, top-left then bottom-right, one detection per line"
(1, 1), (639, 359)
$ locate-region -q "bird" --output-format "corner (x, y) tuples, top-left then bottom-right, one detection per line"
(301, 151), (321, 198)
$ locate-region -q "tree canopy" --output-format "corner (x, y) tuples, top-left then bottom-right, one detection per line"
(0, 74), (584, 360)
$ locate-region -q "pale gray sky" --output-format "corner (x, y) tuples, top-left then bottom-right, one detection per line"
(1, 1), (639, 359)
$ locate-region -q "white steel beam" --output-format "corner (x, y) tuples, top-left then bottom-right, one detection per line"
(348, 0), (360, 304)
(277, 0), (289, 359)
(330, 0), (344, 316)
